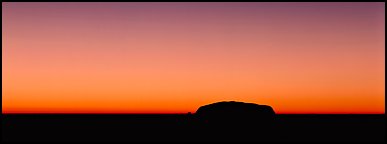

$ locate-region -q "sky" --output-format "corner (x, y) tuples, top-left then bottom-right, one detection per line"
(2, 2), (385, 114)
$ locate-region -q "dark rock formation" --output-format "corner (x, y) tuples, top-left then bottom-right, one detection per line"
(195, 101), (276, 126)
(192, 101), (277, 141)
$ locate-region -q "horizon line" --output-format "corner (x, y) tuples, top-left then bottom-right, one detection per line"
(2, 112), (385, 115)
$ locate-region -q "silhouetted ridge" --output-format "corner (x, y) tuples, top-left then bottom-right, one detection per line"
(195, 101), (275, 125)
(192, 101), (277, 141)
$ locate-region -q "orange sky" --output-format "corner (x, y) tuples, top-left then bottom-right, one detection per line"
(2, 2), (385, 114)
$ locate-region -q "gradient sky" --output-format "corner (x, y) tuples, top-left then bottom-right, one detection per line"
(2, 2), (385, 114)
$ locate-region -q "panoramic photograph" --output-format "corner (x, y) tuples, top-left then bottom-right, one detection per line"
(2, 2), (385, 142)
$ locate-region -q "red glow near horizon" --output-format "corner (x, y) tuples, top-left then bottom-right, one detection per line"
(2, 2), (385, 114)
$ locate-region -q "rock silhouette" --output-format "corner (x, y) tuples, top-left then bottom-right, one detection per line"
(192, 101), (277, 141)
(195, 101), (275, 126)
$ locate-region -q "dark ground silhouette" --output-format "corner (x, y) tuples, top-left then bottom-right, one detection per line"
(2, 101), (386, 142)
